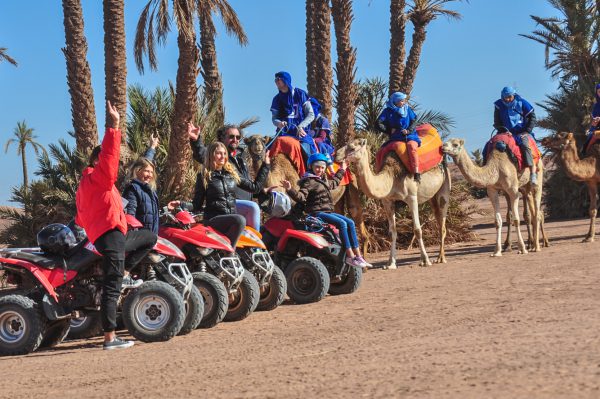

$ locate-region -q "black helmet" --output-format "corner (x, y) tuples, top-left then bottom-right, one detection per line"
(37, 224), (77, 255)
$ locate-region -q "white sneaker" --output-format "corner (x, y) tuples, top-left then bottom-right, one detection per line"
(355, 256), (373, 268)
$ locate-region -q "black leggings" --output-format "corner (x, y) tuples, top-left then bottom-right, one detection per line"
(94, 228), (157, 332)
(205, 214), (246, 249)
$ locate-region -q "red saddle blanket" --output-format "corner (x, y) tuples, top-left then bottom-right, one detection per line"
(484, 132), (541, 170)
(328, 162), (353, 186)
(375, 124), (443, 173)
(269, 136), (306, 176)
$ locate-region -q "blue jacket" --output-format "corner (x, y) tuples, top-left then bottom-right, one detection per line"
(122, 179), (159, 234)
(122, 148), (159, 233)
(493, 94), (536, 137)
(377, 106), (420, 145)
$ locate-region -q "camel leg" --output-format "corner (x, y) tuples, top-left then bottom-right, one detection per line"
(488, 188), (503, 257)
(407, 195), (431, 267)
(523, 193), (535, 251)
(430, 196), (448, 264)
(540, 211), (549, 247)
(509, 192), (528, 254)
(345, 183), (369, 255)
(529, 187), (542, 252)
(502, 192), (512, 252)
(382, 199), (397, 270)
(583, 183), (598, 242)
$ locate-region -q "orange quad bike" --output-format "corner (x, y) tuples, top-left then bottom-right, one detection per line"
(236, 227), (287, 311)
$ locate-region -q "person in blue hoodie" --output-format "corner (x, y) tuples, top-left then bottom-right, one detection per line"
(270, 71), (318, 156)
(583, 83), (600, 154)
(377, 92), (421, 182)
(493, 86), (538, 185)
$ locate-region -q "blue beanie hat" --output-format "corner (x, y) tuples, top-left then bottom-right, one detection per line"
(501, 86), (516, 99)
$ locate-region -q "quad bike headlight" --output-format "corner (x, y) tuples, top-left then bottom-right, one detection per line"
(197, 247), (214, 256)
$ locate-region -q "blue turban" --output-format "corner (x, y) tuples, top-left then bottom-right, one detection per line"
(386, 92), (408, 117)
(501, 86), (516, 100)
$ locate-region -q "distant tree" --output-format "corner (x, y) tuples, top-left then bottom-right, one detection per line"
(4, 121), (47, 193)
(0, 47), (17, 66)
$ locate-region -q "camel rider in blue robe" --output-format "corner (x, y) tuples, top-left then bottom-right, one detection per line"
(270, 71), (318, 157)
(493, 86), (538, 185)
(583, 83), (600, 154)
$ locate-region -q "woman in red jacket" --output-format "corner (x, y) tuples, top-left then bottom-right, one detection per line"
(75, 101), (156, 351)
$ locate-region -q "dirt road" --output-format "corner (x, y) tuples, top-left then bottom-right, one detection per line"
(1, 218), (599, 398)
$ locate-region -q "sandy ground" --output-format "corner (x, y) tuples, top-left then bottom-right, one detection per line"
(1, 214), (599, 398)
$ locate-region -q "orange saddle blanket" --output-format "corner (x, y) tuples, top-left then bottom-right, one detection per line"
(375, 124), (443, 173)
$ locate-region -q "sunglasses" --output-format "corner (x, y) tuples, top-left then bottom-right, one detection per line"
(228, 135), (241, 140)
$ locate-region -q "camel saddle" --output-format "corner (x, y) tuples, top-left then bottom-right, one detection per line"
(269, 136), (352, 185)
(375, 123), (443, 173)
(484, 132), (541, 170)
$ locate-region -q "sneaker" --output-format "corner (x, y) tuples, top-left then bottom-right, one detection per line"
(414, 173), (421, 183)
(103, 337), (134, 351)
(530, 172), (538, 186)
(355, 256), (373, 269)
(121, 274), (143, 289)
(345, 256), (360, 267)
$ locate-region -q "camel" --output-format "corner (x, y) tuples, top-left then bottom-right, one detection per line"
(442, 138), (545, 256)
(244, 134), (369, 254)
(335, 138), (451, 269)
(541, 132), (600, 242)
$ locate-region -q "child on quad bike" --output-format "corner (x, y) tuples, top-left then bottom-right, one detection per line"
(281, 153), (371, 270)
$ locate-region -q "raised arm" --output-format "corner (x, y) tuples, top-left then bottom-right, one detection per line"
(90, 101), (121, 190)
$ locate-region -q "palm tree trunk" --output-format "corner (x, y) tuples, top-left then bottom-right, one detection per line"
(305, 0), (317, 97)
(400, 22), (427, 97)
(331, 0), (357, 143)
(20, 144), (28, 191)
(62, 0), (98, 156)
(199, 10), (224, 126)
(312, 0), (333, 120)
(389, 0), (407, 95)
(163, 30), (199, 198)
(103, 0), (127, 135)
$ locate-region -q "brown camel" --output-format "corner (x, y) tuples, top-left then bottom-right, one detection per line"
(541, 132), (600, 242)
(244, 134), (369, 253)
(442, 138), (545, 256)
(336, 138), (451, 269)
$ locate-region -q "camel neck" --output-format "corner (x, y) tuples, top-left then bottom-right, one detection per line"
(453, 148), (496, 188)
(354, 151), (396, 199)
(561, 142), (597, 181)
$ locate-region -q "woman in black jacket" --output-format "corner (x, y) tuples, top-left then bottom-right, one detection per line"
(189, 141), (270, 248)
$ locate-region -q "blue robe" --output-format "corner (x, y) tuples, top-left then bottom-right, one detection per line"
(377, 106), (420, 146)
(494, 94), (535, 145)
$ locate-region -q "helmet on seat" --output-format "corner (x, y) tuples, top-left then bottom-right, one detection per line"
(307, 153), (332, 167)
(37, 224), (77, 255)
(261, 191), (292, 218)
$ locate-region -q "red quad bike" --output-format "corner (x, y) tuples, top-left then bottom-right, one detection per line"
(0, 225), (190, 356)
(236, 227), (287, 311)
(261, 215), (363, 304)
(68, 217), (203, 340)
(159, 208), (259, 326)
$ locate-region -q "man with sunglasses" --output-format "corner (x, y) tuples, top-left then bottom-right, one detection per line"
(188, 123), (265, 230)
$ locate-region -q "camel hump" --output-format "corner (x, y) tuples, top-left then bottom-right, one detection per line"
(268, 136), (307, 176)
(375, 124), (443, 174)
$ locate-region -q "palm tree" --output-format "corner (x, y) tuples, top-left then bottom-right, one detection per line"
(135, 0), (199, 197)
(0, 47), (17, 66)
(305, 0), (317, 97)
(308, 0), (333, 120)
(103, 0), (128, 134)
(401, 0), (464, 96)
(4, 121), (47, 192)
(389, 0), (407, 95)
(62, 0), (98, 155)
(197, 0), (248, 126)
(331, 0), (358, 143)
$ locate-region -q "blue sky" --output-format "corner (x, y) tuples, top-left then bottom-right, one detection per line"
(0, 0), (559, 206)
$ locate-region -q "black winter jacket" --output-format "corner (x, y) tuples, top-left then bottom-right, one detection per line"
(190, 139), (253, 201)
(192, 163), (270, 220)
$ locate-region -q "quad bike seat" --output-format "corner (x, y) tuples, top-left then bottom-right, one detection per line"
(6, 239), (100, 271)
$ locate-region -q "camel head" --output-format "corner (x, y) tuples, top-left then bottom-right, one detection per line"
(243, 134), (270, 160)
(335, 138), (369, 163)
(540, 132), (573, 152)
(442, 138), (465, 158)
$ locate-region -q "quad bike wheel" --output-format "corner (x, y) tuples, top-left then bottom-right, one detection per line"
(284, 257), (330, 304)
(192, 272), (229, 328)
(224, 270), (259, 322)
(178, 284), (204, 335)
(0, 295), (47, 356)
(256, 265), (287, 311)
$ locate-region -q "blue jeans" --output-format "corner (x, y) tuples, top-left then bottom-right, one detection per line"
(235, 200), (260, 230)
(314, 212), (359, 249)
